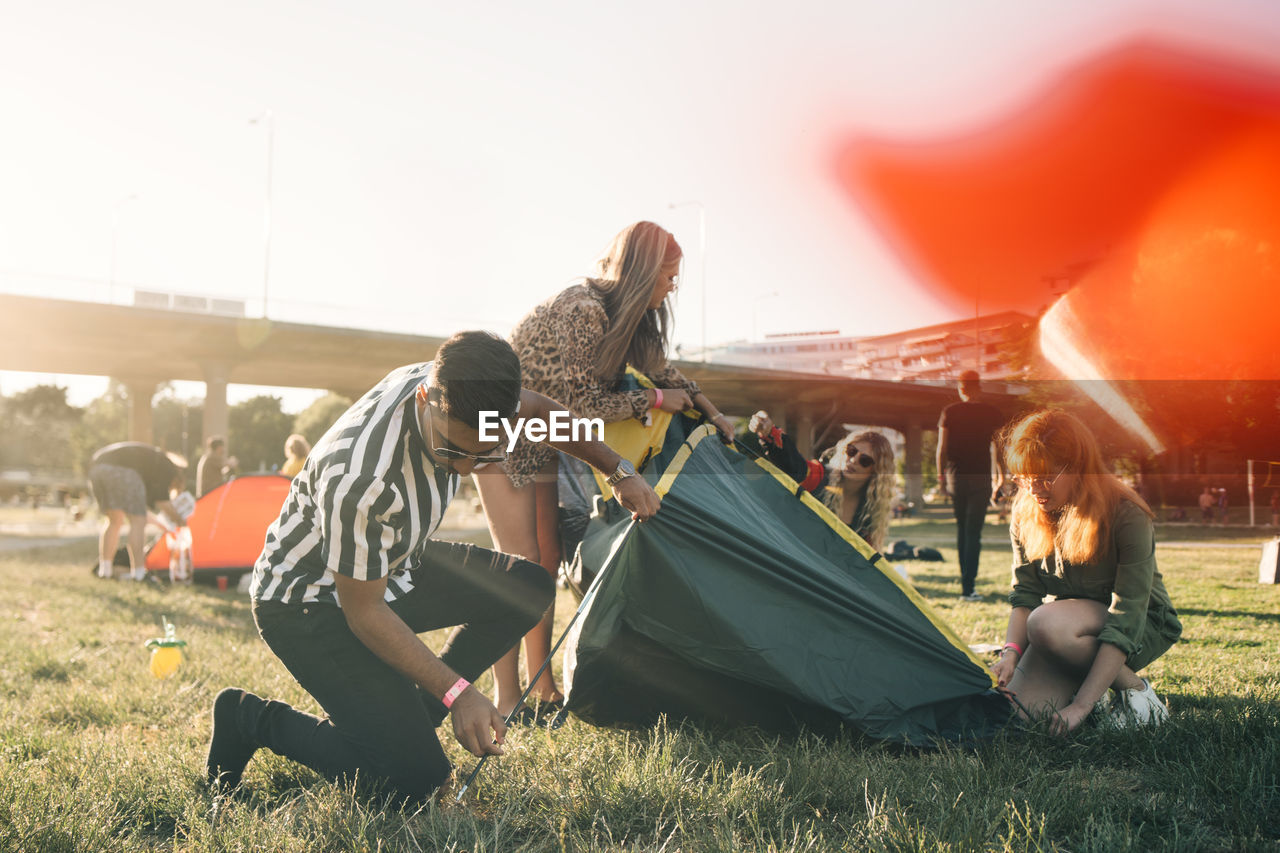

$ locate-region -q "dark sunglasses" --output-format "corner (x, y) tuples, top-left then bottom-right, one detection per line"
(426, 428), (507, 464)
(420, 384), (507, 464)
(849, 452), (875, 469)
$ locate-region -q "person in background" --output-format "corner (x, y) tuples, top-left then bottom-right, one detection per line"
(746, 411), (895, 552)
(196, 436), (229, 497)
(87, 442), (191, 580)
(936, 370), (1007, 601)
(1198, 486), (1215, 523)
(1270, 490), (1279, 527)
(473, 221), (735, 723)
(991, 409), (1181, 735)
(207, 331), (661, 803)
(281, 433), (311, 478)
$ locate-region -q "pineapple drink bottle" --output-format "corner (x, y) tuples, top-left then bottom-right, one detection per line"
(145, 617), (187, 678)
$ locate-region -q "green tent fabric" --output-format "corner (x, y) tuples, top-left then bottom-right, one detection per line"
(562, 424), (1011, 745)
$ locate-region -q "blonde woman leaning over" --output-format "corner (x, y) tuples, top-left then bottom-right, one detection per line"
(473, 221), (735, 723)
(746, 412), (894, 552)
(991, 410), (1182, 735)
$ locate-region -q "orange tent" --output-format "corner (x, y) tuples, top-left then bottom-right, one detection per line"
(146, 474), (290, 584)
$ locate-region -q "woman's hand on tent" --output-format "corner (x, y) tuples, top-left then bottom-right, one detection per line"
(991, 652), (1018, 689)
(749, 410), (775, 438)
(655, 388), (693, 414)
(614, 476), (662, 522)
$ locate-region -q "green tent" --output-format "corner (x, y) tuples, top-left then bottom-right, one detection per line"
(562, 423), (1011, 745)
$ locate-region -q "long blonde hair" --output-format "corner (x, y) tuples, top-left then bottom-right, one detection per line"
(1004, 410), (1152, 564)
(822, 430), (895, 551)
(587, 221), (680, 380)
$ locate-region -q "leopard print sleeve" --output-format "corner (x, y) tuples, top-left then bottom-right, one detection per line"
(646, 361), (702, 398)
(549, 293), (651, 422)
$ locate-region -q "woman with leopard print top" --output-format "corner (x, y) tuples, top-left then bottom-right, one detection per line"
(473, 221), (735, 721)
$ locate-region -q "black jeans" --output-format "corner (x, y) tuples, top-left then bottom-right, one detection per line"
(248, 539), (554, 801)
(950, 474), (991, 595)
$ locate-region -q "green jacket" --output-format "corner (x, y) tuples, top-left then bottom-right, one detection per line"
(1009, 499), (1182, 658)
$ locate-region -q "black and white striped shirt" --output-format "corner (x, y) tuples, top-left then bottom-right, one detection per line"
(251, 362), (458, 606)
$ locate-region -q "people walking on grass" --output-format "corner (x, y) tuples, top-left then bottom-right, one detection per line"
(990, 410), (1182, 736)
(472, 221), (734, 724)
(746, 410), (895, 552)
(87, 442), (191, 580)
(206, 331), (661, 803)
(936, 370), (1007, 601)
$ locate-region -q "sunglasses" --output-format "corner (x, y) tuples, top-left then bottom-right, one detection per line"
(1013, 466), (1066, 492)
(419, 385), (507, 465)
(848, 452), (875, 469)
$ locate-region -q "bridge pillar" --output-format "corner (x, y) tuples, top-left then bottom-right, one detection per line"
(794, 411), (816, 458)
(123, 378), (157, 443)
(202, 362), (231, 447)
(903, 421), (924, 507)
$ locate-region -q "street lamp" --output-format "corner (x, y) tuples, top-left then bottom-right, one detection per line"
(250, 110), (275, 318)
(667, 200), (707, 361)
(109, 193), (140, 303)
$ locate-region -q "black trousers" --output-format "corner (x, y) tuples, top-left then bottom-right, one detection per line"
(950, 475), (991, 595)
(246, 539), (554, 801)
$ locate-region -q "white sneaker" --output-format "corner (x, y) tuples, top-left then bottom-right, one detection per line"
(1113, 678), (1170, 727)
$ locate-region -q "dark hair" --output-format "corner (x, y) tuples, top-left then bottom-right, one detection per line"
(432, 331), (522, 428)
(959, 369), (981, 385)
(206, 436), (225, 451)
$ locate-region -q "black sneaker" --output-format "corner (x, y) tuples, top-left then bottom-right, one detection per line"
(206, 688), (259, 790)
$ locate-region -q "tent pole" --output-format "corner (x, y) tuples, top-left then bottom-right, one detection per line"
(456, 518), (637, 802)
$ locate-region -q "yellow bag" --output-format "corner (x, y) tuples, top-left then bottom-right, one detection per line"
(594, 368), (672, 501)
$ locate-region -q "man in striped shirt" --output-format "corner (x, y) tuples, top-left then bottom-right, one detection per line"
(206, 331), (661, 802)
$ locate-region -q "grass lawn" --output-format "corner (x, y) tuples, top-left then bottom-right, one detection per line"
(1, 529), (1277, 851)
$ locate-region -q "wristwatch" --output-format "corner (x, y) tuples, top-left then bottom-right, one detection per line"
(605, 459), (637, 487)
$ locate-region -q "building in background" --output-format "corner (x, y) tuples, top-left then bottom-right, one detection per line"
(705, 311), (1035, 389)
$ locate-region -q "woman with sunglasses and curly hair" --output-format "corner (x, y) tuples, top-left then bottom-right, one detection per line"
(473, 221), (734, 723)
(991, 409), (1182, 735)
(746, 411), (895, 552)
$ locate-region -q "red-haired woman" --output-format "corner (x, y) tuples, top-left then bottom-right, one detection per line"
(991, 410), (1182, 735)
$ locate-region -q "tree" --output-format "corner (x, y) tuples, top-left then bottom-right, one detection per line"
(153, 387), (205, 466)
(228, 395), (294, 473)
(293, 393), (353, 446)
(70, 382), (129, 477)
(0, 385), (83, 474)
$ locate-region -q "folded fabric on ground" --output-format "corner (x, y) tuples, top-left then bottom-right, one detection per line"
(562, 422), (1010, 745)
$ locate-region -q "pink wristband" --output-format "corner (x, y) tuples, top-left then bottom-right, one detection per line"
(652, 388), (664, 409)
(1002, 642), (1024, 658)
(441, 676), (469, 709)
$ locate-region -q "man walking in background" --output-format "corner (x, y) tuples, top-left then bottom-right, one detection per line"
(936, 371), (1006, 601)
(195, 436), (230, 497)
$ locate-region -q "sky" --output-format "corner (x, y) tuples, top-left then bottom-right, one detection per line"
(2, 0), (1277, 411)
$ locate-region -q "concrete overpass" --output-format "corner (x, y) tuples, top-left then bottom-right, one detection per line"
(1, 293), (1026, 503)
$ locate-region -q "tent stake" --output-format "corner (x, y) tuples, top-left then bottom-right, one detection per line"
(455, 518), (637, 802)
